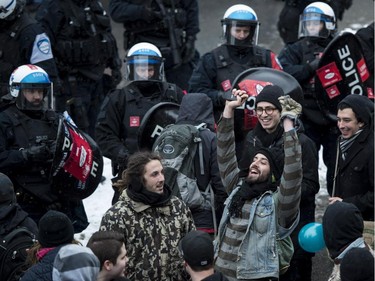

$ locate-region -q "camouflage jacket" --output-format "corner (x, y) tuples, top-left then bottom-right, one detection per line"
(100, 189), (195, 280)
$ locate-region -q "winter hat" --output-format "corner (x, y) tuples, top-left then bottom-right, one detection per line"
(239, 146), (282, 183)
(179, 230), (214, 267)
(52, 244), (100, 281)
(38, 210), (74, 248)
(322, 201), (364, 259)
(340, 247), (375, 281)
(338, 95), (374, 125)
(0, 173), (16, 207)
(255, 85), (284, 112)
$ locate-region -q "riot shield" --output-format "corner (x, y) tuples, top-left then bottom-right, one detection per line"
(51, 116), (104, 200)
(315, 32), (374, 121)
(138, 102), (180, 150)
(230, 67), (303, 135)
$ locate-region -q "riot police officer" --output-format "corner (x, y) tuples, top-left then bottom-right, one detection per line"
(188, 4), (282, 157)
(0, 0), (60, 104)
(35, 0), (122, 138)
(0, 65), (89, 233)
(108, 0), (199, 91)
(95, 42), (184, 204)
(277, 0), (352, 44)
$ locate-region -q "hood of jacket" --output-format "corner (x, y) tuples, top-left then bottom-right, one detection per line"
(176, 93), (215, 130)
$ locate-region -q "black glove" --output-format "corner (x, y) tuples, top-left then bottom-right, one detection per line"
(182, 36), (196, 64)
(111, 68), (122, 87)
(22, 143), (52, 162)
(308, 58), (320, 73)
(143, 7), (162, 22)
(116, 148), (129, 176)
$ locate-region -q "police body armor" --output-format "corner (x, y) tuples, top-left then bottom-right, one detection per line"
(3, 106), (58, 204)
(299, 37), (333, 126)
(122, 81), (180, 154)
(212, 44), (271, 141)
(0, 14), (35, 96)
(54, 0), (119, 80)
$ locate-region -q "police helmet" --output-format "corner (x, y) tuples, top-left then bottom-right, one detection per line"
(9, 64), (54, 111)
(221, 4), (260, 46)
(0, 172), (16, 206)
(0, 0), (25, 21)
(298, 2), (336, 39)
(124, 42), (165, 82)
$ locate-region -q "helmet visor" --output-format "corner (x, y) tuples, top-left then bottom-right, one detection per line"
(15, 82), (54, 111)
(298, 13), (333, 38)
(222, 19), (259, 46)
(125, 55), (165, 82)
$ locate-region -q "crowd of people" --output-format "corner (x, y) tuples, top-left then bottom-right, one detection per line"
(0, 0), (373, 280)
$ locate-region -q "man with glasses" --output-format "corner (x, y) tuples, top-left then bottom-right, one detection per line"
(240, 85), (319, 281)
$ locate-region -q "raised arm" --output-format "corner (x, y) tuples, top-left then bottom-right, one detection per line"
(277, 95), (303, 229)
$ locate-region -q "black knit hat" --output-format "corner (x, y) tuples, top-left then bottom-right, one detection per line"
(338, 95), (374, 125)
(255, 85), (285, 112)
(340, 247), (375, 281)
(38, 210), (74, 248)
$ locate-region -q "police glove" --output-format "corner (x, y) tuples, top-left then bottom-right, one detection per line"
(308, 58), (320, 73)
(278, 95), (302, 122)
(143, 7), (162, 22)
(111, 68), (122, 87)
(182, 36), (196, 64)
(116, 148), (129, 175)
(22, 143), (52, 162)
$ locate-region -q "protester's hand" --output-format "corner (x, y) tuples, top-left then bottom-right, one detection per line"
(22, 143), (52, 162)
(181, 36), (195, 64)
(328, 197), (343, 204)
(116, 148), (129, 175)
(278, 95), (302, 121)
(223, 89), (248, 118)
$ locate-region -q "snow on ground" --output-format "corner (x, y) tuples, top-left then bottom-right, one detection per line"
(76, 150), (329, 246)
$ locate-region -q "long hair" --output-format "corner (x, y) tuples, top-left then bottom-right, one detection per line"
(25, 239), (81, 266)
(113, 151), (162, 193)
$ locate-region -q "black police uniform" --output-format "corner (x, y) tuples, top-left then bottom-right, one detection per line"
(35, 0), (122, 138)
(278, 36), (339, 196)
(277, 0), (353, 44)
(109, 0), (200, 90)
(0, 12), (60, 100)
(95, 80), (183, 203)
(0, 103), (89, 233)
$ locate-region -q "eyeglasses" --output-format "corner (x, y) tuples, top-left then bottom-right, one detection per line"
(256, 106), (277, 115)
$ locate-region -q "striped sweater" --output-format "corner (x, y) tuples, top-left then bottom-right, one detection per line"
(215, 117), (302, 280)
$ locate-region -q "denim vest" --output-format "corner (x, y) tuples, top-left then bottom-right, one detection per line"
(215, 182), (298, 280)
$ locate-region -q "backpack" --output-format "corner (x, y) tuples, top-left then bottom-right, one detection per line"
(152, 123), (213, 210)
(0, 227), (36, 281)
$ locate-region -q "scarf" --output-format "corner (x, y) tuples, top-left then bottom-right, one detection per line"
(126, 178), (172, 207)
(228, 180), (277, 217)
(339, 129), (363, 160)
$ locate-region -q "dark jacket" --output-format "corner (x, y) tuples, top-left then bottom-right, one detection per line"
(0, 12), (60, 97)
(20, 246), (61, 281)
(278, 36), (335, 127)
(0, 203), (38, 236)
(202, 271), (230, 281)
(333, 125), (374, 221)
(176, 93), (227, 230)
(95, 81), (183, 174)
